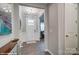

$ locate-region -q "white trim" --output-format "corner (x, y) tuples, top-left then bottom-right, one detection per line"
(26, 40), (37, 44)
(45, 49), (54, 55)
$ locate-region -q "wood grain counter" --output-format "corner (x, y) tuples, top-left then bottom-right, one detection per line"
(0, 39), (19, 55)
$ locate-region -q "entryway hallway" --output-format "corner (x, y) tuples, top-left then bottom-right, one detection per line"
(0, 3), (79, 55)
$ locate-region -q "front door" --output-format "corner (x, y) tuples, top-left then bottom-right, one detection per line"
(26, 15), (35, 42)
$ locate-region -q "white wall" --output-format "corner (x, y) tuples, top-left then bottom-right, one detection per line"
(11, 4), (20, 39)
(48, 4), (58, 55)
(19, 6), (26, 32)
(78, 4), (79, 50)
(58, 4), (65, 55)
(0, 34), (12, 48)
(47, 4), (65, 55)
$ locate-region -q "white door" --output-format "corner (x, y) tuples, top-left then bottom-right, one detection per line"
(65, 33), (78, 54)
(65, 4), (78, 54)
(26, 16), (35, 41)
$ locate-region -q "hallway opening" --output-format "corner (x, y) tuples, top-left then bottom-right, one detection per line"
(18, 5), (49, 55)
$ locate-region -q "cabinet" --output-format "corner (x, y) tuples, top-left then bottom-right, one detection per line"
(8, 43), (18, 55)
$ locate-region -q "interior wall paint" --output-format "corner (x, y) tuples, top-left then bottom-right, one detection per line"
(19, 6), (26, 32)
(78, 4), (79, 50)
(48, 4), (59, 55)
(44, 6), (49, 50)
(58, 4), (65, 55)
(47, 4), (65, 55)
(11, 4), (20, 38)
(0, 34), (12, 48)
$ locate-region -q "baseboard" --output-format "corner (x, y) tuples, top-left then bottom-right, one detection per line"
(45, 49), (54, 55)
(26, 40), (37, 44)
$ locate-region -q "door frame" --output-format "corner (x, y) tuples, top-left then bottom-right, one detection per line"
(18, 4), (48, 50)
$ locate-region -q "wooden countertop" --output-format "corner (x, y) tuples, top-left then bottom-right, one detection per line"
(0, 39), (19, 55)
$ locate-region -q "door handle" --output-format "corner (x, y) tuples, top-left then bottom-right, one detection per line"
(75, 34), (77, 37)
(66, 35), (69, 37)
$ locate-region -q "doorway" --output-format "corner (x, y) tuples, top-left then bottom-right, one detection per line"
(19, 5), (48, 55)
(40, 14), (44, 41)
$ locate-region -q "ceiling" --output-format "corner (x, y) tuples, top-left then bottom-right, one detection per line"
(0, 3), (12, 13)
(20, 5), (45, 17)
(19, 3), (48, 9)
(0, 3), (45, 17)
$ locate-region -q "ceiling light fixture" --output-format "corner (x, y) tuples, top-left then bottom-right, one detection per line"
(3, 7), (6, 10)
(9, 10), (12, 12)
(5, 10), (9, 12)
